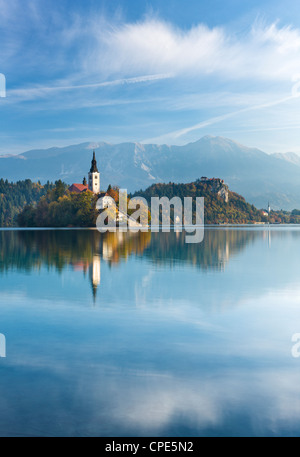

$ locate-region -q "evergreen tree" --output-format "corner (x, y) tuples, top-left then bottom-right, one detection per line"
(0, 179), (56, 227)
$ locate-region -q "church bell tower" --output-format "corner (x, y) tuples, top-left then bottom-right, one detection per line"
(88, 151), (100, 194)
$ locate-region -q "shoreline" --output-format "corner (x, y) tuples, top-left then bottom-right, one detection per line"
(1, 223), (300, 231)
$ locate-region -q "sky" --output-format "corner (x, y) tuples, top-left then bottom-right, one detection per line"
(2, 0), (300, 154)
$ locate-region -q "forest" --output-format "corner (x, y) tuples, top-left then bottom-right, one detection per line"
(4, 178), (300, 227)
(0, 179), (54, 226)
(17, 180), (99, 227)
(131, 179), (267, 224)
(131, 179), (300, 224)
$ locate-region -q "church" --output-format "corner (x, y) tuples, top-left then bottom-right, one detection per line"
(68, 151), (100, 194)
(68, 150), (142, 224)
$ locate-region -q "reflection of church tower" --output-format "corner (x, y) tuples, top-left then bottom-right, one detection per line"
(88, 151), (100, 194)
(102, 240), (113, 260)
(89, 255), (101, 302)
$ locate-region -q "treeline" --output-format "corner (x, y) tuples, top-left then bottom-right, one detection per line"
(5, 177), (300, 228)
(268, 209), (300, 224)
(132, 179), (300, 224)
(0, 179), (55, 226)
(132, 179), (267, 224)
(17, 180), (99, 227)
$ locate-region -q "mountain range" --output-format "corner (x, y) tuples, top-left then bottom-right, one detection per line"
(1, 135), (300, 210)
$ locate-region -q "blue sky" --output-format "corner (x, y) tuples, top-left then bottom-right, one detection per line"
(2, 0), (300, 154)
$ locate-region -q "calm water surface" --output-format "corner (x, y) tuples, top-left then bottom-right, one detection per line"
(1, 227), (300, 437)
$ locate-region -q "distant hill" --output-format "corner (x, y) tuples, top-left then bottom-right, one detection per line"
(2, 136), (300, 210)
(131, 178), (268, 224)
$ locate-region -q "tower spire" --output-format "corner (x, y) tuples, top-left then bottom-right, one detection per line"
(88, 151), (100, 193)
(90, 151), (99, 173)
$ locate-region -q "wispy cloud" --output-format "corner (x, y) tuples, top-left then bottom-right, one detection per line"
(2, 3), (300, 152)
(4, 7), (300, 92)
(6, 73), (173, 102)
(3, 4), (300, 84)
(143, 92), (299, 144)
(91, 17), (300, 82)
(176, 93), (298, 136)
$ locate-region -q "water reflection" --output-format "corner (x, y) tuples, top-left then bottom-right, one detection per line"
(1, 227), (300, 436)
(1, 227), (300, 302)
(0, 228), (257, 269)
(0, 230), (152, 301)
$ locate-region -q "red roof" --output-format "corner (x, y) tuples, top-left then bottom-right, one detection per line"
(68, 183), (90, 193)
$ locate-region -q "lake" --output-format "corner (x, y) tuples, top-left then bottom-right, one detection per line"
(0, 227), (300, 437)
